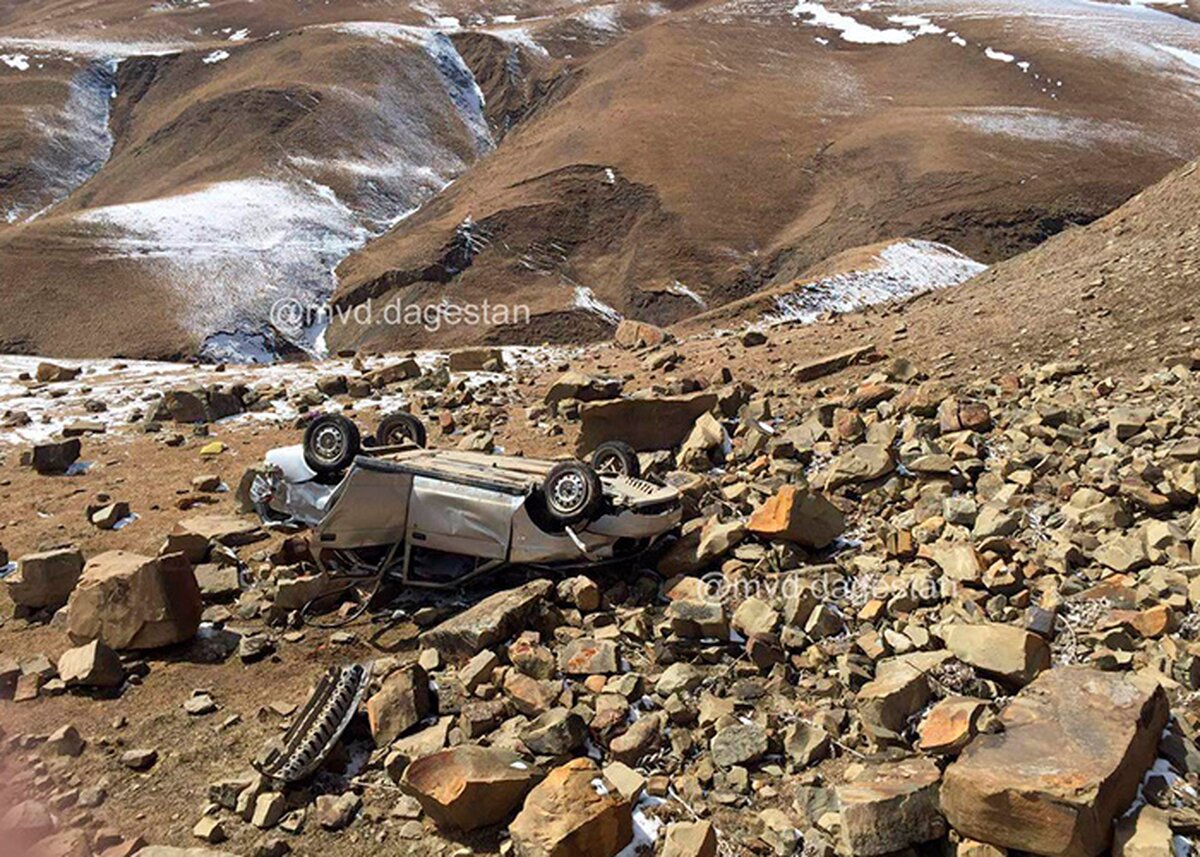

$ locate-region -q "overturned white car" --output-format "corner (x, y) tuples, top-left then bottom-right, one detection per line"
(247, 413), (682, 588)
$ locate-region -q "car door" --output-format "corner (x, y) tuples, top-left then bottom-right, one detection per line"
(405, 475), (523, 560)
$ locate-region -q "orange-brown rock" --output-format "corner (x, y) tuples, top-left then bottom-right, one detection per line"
(747, 485), (844, 549)
(614, 319), (671, 350)
(366, 664), (432, 745)
(916, 696), (984, 755)
(66, 551), (201, 650)
(400, 746), (540, 832)
(942, 667), (1169, 857)
(509, 758), (633, 857)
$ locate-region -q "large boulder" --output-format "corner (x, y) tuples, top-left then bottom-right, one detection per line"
(509, 758), (633, 857)
(421, 580), (552, 659)
(366, 664), (432, 745)
(942, 623), (1051, 687)
(791, 344), (877, 382)
(400, 746), (540, 831)
(171, 515), (264, 548)
(57, 640), (124, 688)
(838, 758), (946, 856)
(559, 639), (620, 676)
(35, 361), (81, 383)
(942, 667), (1169, 857)
(545, 372), (623, 405)
(823, 443), (894, 489)
(448, 348), (504, 372)
(614, 319), (671, 350)
(576, 391), (719, 454)
(155, 387), (245, 423)
(5, 548), (84, 609)
(661, 821), (718, 857)
(747, 485), (844, 549)
(857, 651), (953, 745)
(28, 438), (81, 474)
(67, 551), (202, 650)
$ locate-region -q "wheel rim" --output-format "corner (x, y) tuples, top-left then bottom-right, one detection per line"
(313, 424), (346, 463)
(385, 426), (412, 445)
(550, 471), (588, 515)
(594, 452), (624, 476)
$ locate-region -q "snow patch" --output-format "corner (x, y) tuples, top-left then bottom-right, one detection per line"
(485, 25), (549, 58)
(6, 59), (118, 223)
(329, 22), (493, 153)
(887, 14), (945, 35)
(201, 49), (229, 64)
(77, 179), (369, 356)
(331, 21), (430, 46)
(425, 33), (494, 153)
(578, 4), (621, 32)
(0, 36), (188, 58)
(985, 47), (1016, 62)
(667, 281), (707, 307)
(0, 346), (576, 444)
(573, 286), (624, 324)
(1156, 43), (1200, 70)
(763, 240), (986, 328)
(955, 107), (1176, 153)
(615, 796), (666, 857)
(790, 1), (915, 44)
(1, 53), (30, 71)
(150, 0), (211, 9)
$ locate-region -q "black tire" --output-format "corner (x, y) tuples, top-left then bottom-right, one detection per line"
(303, 414), (361, 475)
(591, 440), (641, 478)
(542, 460), (604, 526)
(375, 412), (427, 448)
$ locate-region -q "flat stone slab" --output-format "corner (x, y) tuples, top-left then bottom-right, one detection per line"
(576, 391), (719, 453)
(839, 757), (946, 856)
(942, 667), (1168, 857)
(421, 580), (552, 659)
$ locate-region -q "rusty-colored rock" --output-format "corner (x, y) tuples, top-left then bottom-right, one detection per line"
(747, 484), (844, 549)
(942, 667), (1169, 857)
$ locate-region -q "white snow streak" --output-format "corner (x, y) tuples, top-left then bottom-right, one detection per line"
(0, 36), (188, 58)
(763, 240), (986, 328)
(1, 53), (31, 71)
(667, 281), (707, 307)
(573, 286), (624, 324)
(578, 4), (621, 32)
(1156, 43), (1200, 70)
(5, 60), (118, 224)
(790, 2), (915, 44)
(955, 107), (1181, 154)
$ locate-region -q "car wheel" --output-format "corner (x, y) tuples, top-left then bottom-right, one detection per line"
(542, 461), (604, 526)
(591, 440), (641, 478)
(376, 412), (427, 448)
(303, 414), (361, 475)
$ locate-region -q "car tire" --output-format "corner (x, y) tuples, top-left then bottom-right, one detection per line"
(303, 414), (361, 475)
(375, 412), (427, 448)
(542, 460), (605, 526)
(591, 440), (641, 478)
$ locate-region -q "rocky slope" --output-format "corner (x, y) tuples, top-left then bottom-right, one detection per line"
(1, 309), (1199, 857)
(4, 0), (1200, 358)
